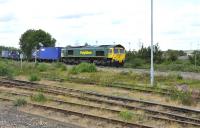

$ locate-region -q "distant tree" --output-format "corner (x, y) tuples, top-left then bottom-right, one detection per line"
(137, 43), (163, 64)
(0, 46), (20, 54)
(189, 51), (200, 66)
(152, 44), (163, 63)
(125, 43), (163, 68)
(84, 42), (89, 46)
(125, 50), (137, 62)
(137, 45), (149, 60)
(178, 50), (186, 56)
(164, 50), (180, 61)
(19, 29), (56, 59)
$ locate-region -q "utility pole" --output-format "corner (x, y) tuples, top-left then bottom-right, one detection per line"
(150, 0), (154, 86)
(20, 53), (23, 70)
(195, 43), (200, 69)
(195, 52), (197, 69)
(35, 46), (37, 64)
(129, 42), (131, 51)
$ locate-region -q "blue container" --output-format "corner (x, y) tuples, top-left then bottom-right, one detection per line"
(37, 47), (62, 60)
(1, 50), (10, 58)
(10, 51), (20, 59)
(32, 50), (38, 59)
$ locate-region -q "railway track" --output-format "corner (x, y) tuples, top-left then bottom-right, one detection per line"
(0, 79), (200, 127)
(68, 77), (200, 101)
(0, 96), (153, 128)
(6, 74), (200, 104)
(1, 79), (200, 113)
(2, 78), (200, 114)
(1, 89), (200, 127)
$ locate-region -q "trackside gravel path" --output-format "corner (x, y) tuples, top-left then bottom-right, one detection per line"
(0, 101), (84, 128)
(98, 67), (200, 80)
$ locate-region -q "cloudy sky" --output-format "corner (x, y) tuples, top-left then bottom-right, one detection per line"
(0, 0), (200, 50)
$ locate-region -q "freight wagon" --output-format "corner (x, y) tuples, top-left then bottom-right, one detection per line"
(61, 44), (125, 66)
(36, 47), (62, 61)
(1, 50), (20, 60)
(1, 51), (9, 58)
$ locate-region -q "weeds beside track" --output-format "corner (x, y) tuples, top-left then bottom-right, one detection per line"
(0, 78), (200, 127)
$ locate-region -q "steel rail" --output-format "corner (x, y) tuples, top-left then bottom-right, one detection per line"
(1, 90), (200, 127)
(0, 96), (154, 128)
(0, 80), (200, 125)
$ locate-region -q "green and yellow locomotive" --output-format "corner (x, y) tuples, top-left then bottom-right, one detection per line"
(61, 44), (125, 66)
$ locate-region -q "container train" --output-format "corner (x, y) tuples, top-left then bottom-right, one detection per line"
(1, 44), (126, 66)
(1, 50), (20, 60)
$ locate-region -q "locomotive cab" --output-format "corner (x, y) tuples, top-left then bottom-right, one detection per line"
(108, 44), (125, 66)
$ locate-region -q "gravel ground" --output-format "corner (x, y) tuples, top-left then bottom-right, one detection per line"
(98, 67), (200, 80)
(66, 65), (200, 80)
(0, 101), (84, 128)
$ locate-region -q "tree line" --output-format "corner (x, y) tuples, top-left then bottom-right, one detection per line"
(125, 43), (199, 68)
(1, 28), (200, 67)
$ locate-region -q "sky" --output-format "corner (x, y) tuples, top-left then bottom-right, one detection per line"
(0, 0), (200, 50)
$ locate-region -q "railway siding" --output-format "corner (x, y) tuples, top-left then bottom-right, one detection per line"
(0, 78), (200, 127)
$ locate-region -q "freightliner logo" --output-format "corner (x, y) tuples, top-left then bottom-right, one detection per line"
(80, 50), (93, 55)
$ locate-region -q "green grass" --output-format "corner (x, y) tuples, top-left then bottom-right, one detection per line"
(53, 62), (67, 71)
(28, 74), (41, 81)
(170, 90), (194, 106)
(1, 59), (200, 90)
(0, 62), (13, 78)
(31, 93), (47, 102)
(125, 59), (200, 73)
(36, 63), (48, 72)
(119, 110), (135, 121)
(14, 98), (27, 106)
(69, 62), (97, 74)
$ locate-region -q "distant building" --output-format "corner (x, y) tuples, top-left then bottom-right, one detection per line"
(184, 50), (194, 56)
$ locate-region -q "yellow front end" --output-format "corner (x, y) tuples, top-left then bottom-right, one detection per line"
(108, 48), (126, 64)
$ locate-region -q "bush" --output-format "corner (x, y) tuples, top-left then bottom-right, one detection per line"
(179, 92), (193, 106)
(124, 58), (145, 68)
(34, 62), (39, 67)
(31, 93), (47, 102)
(37, 63), (48, 72)
(0, 64), (13, 78)
(29, 74), (41, 81)
(69, 63), (97, 74)
(170, 90), (193, 106)
(14, 98), (27, 106)
(119, 110), (134, 121)
(176, 74), (183, 80)
(55, 62), (67, 71)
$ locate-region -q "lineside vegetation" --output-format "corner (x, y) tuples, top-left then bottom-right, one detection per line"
(0, 59), (199, 106)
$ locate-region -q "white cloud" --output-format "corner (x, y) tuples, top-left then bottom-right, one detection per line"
(0, 0), (200, 50)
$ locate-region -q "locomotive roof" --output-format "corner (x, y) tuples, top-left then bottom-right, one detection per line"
(66, 44), (124, 49)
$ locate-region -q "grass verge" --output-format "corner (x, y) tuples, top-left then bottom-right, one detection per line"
(119, 110), (135, 121)
(14, 98), (27, 106)
(31, 93), (47, 102)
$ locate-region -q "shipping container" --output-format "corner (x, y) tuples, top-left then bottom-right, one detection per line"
(37, 47), (62, 61)
(1, 50), (20, 60)
(1, 50), (10, 58)
(10, 51), (20, 60)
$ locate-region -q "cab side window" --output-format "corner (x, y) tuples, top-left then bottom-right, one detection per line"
(68, 50), (73, 55)
(120, 49), (124, 53)
(114, 49), (118, 54)
(109, 49), (112, 54)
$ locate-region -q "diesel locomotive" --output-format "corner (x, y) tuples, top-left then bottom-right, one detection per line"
(61, 44), (126, 66)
